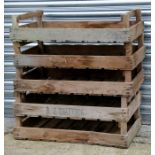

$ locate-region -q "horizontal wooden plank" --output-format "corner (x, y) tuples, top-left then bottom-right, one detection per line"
(10, 21), (143, 42)
(10, 27), (130, 43)
(14, 80), (133, 96)
(14, 54), (133, 70)
(14, 103), (128, 121)
(14, 69), (143, 96)
(127, 92), (141, 121)
(14, 127), (127, 147)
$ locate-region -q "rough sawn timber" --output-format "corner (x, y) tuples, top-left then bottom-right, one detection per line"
(10, 22), (143, 43)
(14, 46), (145, 70)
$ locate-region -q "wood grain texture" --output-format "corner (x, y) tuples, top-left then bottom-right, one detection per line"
(120, 97), (128, 135)
(14, 103), (128, 121)
(13, 127), (127, 147)
(127, 92), (141, 121)
(132, 69), (144, 93)
(130, 21), (144, 41)
(14, 46), (144, 70)
(10, 22), (144, 43)
(14, 54), (133, 70)
(10, 27), (130, 43)
(126, 118), (141, 147)
(131, 46), (145, 69)
(14, 79), (134, 96)
(14, 69), (143, 96)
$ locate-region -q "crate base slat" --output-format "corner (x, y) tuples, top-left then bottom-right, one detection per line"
(13, 117), (141, 148)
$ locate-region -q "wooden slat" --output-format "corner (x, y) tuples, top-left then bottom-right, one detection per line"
(14, 46), (144, 70)
(14, 80), (134, 96)
(10, 27), (130, 43)
(14, 69), (143, 96)
(14, 54), (133, 70)
(131, 46), (145, 69)
(13, 127), (127, 147)
(130, 21), (144, 41)
(14, 103), (128, 121)
(126, 118), (141, 147)
(132, 69), (144, 93)
(10, 21), (144, 43)
(127, 92), (141, 121)
(120, 97), (128, 135)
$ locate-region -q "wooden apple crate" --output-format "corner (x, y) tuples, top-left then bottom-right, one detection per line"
(10, 9), (145, 148)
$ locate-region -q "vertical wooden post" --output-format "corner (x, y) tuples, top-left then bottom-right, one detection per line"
(13, 42), (22, 127)
(124, 42), (133, 82)
(120, 97), (128, 135)
(120, 13), (131, 135)
(133, 33), (144, 120)
(135, 9), (142, 22)
(36, 11), (44, 53)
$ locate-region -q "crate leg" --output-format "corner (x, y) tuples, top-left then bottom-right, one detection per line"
(133, 34), (143, 120)
(120, 97), (128, 135)
(13, 42), (23, 127)
(120, 42), (133, 135)
(124, 42), (133, 82)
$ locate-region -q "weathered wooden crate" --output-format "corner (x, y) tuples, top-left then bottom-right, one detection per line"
(13, 91), (141, 148)
(14, 65), (143, 96)
(13, 110), (141, 148)
(11, 9), (145, 148)
(14, 91), (141, 122)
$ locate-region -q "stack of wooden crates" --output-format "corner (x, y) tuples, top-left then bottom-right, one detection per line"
(10, 9), (145, 148)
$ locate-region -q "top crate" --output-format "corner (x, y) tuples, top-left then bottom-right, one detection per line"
(10, 10), (144, 43)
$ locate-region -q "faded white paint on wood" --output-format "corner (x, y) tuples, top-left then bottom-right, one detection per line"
(14, 103), (128, 121)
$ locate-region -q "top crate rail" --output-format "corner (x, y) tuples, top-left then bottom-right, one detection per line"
(10, 10), (144, 43)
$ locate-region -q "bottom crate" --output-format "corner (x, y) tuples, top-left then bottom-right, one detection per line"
(13, 115), (141, 148)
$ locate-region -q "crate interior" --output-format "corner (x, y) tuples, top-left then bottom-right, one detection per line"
(20, 19), (137, 29)
(22, 44), (138, 56)
(22, 63), (142, 82)
(21, 93), (121, 107)
(21, 115), (136, 134)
